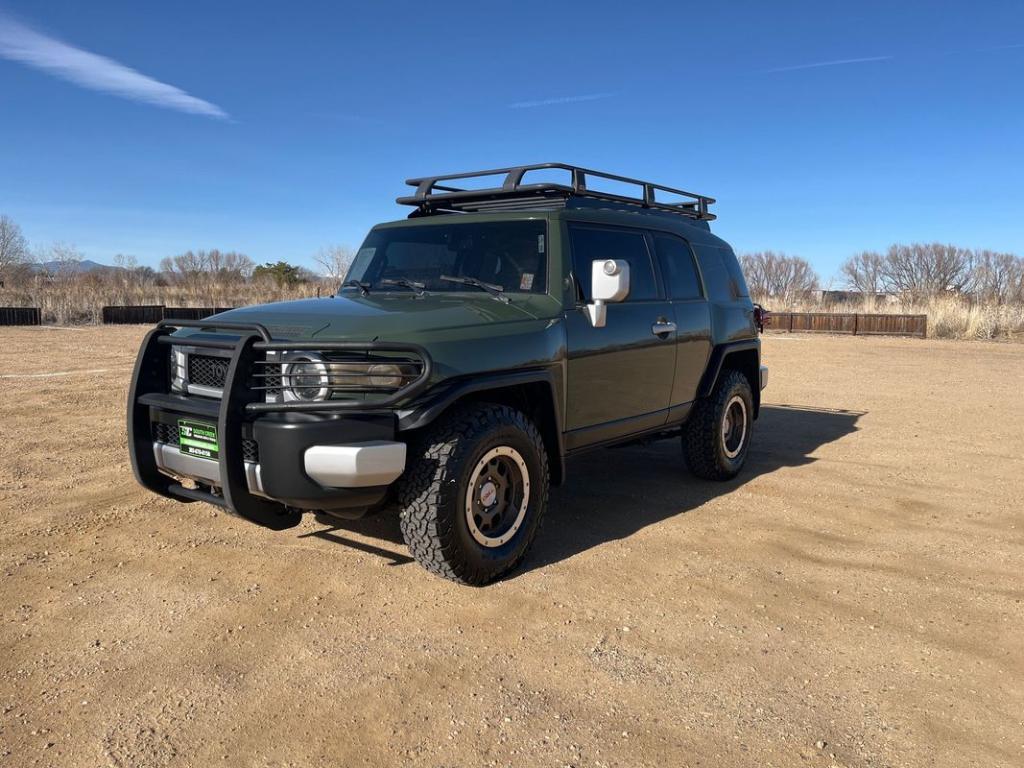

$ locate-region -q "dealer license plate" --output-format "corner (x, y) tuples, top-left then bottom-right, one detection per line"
(178, 419), (219, 460)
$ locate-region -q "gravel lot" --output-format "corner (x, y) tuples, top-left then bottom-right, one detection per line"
(1, 326), (1022, 768)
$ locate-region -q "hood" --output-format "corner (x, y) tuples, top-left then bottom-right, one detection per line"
(205, 293), (543, 342)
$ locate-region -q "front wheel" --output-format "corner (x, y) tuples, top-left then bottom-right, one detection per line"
(395, 404), (549, 585)
(683, 369), (754, 480)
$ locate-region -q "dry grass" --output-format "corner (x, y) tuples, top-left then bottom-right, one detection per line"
(4, 279), (1023, 341)
(764, 294), (1024, 340)
(0, 279), (326, 325)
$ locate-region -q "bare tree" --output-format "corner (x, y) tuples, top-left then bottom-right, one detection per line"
(161, 251), (209, 288)
(28, 243), (86, 324)
(36, 242), (85, 274)
(970, 251), (1022, 304)
(161, 249), (253, 286)
(1011, 259), (1024, 304)
(113, 253), (138, 270)
(204, 249), (254, 283)
(313, 245), (354, 284)
(840, 251), (885, 294)
(880, 243), (974, 298)
(739, 251), (819, 303)
(0, 214), (30, 282)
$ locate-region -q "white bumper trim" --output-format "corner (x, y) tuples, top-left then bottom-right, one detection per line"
(153, 442), (265, 495)
(759, 364), (769, 390)
(304, 441), (407, 488)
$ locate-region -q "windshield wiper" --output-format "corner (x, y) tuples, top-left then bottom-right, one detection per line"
(341, 279), (371, 296)
(381, 278), (426, 295)
(439, 275), (509, 303)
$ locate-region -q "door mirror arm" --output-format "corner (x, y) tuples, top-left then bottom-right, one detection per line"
(585, 300), (608, 328)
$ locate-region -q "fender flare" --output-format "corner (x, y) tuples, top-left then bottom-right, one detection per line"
(697, 340), (762, 415)
(397, 368), (566, 484)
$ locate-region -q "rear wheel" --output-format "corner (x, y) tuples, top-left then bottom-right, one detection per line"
(683, 369), (754, 480)
(395, 404), (549, 585)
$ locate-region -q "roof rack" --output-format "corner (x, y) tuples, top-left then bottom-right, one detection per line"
(397, 162), (716, 221)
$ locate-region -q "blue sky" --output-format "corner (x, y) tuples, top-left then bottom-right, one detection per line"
(1, 1), (1022, 281)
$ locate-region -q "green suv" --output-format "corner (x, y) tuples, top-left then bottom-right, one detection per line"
(128, 163), (767, 585)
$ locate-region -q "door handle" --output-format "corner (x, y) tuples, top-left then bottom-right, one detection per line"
(651, 320), (677, 337)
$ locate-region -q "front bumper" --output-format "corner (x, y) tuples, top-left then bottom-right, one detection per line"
(127, 320), (429, 526)
(151, 430), (406, 499)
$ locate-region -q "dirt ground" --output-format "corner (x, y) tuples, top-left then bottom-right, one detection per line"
(0, 326), (1021, 768)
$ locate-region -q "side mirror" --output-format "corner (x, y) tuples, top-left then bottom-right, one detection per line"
(585, 259), (630, 328)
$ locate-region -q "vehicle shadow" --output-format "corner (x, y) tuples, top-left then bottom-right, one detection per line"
(305, 404), (863, 573)
(300, 518), (414, 565)
(522, 404), (864, 574)
(306, 512), (411, 562)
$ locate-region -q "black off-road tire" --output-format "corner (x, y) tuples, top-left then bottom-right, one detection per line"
(395, 403), (549, 586)
(683, 369), (754, 481)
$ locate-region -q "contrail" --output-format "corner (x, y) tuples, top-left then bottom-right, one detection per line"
(508, 93), (614, 109)
(762, 55), (893, 74)
(0, 14), (228, 119)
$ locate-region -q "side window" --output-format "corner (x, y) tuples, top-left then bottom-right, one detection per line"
(653, 234), (703, 300)
(723, 248), (751, 298)
(568, 226), (658, 302)
(694, 245), (737, 302)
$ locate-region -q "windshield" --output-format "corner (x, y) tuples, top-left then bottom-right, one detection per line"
(344, 220), (547, 295)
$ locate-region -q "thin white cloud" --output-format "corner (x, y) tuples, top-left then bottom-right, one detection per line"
(508, 92), (614, 109)
(0, 14), (228, 119)
(762, 55), (893, 74)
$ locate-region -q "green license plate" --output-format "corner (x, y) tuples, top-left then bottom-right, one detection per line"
(178, 419), (219, 460)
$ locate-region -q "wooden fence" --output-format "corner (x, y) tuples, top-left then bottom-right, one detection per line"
(102, 305), (166, 324)
(101, 306), (235, 324)
(767, 312), (927, 338)
(0, 307), (42, 326)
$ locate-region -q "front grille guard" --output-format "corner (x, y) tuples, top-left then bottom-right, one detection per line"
(153, 320), (433, 413)
(127, 319), (432, 526)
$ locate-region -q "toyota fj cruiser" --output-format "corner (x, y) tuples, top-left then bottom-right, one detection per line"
(128, 163), (767, 585)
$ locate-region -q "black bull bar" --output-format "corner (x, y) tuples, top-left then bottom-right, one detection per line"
(127, 319), (432, 529)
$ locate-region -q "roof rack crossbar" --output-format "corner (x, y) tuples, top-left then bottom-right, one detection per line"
(397, 163), (716, 221)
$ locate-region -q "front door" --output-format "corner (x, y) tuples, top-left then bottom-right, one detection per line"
(563, 225), (676, 449)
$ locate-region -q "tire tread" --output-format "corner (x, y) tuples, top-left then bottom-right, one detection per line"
(683, 369), (752, 481)
(395, 403), (548, 585)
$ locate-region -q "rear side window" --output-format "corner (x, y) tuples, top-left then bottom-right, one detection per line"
(724, 248), (750, 298)
(695, 245), (746, 302)
(568, 225), (658, 302)
(653, 234), (703, 300)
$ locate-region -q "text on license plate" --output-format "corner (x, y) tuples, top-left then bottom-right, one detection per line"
(178, 419), (219, 460)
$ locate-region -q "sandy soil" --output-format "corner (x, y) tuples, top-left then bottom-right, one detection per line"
(1, 326), (1022, 768)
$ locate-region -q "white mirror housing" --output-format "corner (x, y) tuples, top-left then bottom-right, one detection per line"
(586, 259), (630, 327)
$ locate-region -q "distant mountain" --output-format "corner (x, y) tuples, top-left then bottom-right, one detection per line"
(34, 259), (123, 274)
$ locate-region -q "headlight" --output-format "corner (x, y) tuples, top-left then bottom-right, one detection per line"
(367, 363), (404, 388)
(273, 354), (416, 403)
(282, 355), (330, 401)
